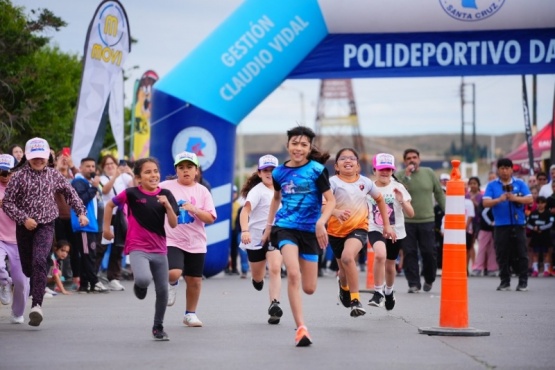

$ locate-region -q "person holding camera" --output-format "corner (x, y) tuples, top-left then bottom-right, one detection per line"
(396, 148), (445, 293)
(483, 158), (533, 292)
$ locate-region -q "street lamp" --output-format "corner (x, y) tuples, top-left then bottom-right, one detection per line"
(280, 84), (306, 124)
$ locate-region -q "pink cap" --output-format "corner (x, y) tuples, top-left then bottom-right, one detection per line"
(25, 137), (50, 160)
(373, 153), (396, 171)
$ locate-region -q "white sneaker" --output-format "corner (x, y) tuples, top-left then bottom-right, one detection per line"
(29, 305), (43, 327)
(43, 292), (54, 299)
(0, 283), (12, 305)
(109, 279), (125, 291)
(183, 313), (203, 327)
(92, 281), (109, 293)
(11, 313), (24, 324)
(167, 282), (178, 307)
(45, 287), (58, 296)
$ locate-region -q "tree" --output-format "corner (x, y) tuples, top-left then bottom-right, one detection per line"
(0, 0), (72, 149)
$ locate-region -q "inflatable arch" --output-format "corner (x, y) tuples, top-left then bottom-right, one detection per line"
(151, 0), (555, 277)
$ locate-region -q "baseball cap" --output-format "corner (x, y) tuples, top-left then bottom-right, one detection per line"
(0, 154), (15, 171)
(258, 155), (278, 170)
(25, 137), (50, 160)
(174, 151), (199, 167)
(440, 173), (450, 181)
(373, 153), (396, 171)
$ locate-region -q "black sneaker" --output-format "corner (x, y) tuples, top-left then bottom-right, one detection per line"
(268, 299), (283, 324)
(252, 279), (264, 291)
(368, 291), (384, 307)
(350, 299), (366, 317)
(516, 283), (528, 292)
(423, 282), (433, 292)
(152, 325), (169, 341)
(496, 283), (511, 291)
(384, 291), (396, 311)
(134, 284), (147, 300)
(337, 278), (350, 308)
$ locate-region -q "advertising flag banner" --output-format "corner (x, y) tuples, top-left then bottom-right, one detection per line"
(71, 0), (131, 164)
(131, 70), (159, 160)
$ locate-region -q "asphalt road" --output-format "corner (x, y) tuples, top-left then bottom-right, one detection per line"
(1, 271), (554, 370)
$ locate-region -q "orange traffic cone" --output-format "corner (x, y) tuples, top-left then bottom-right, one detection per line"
(419, 160), (489, 336)
(366, 242), (375, 290)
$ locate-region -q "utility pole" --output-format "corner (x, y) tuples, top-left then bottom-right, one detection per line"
(460, 77), (476, 162)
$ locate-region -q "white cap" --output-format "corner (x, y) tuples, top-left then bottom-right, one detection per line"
(0, 154), (15, 171)
(440, 173), (450, 181)
(25, 137), (50, 160)
(258, 155), (278, 170)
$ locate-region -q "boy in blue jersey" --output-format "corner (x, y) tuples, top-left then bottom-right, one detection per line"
(261, 126), (335, 347)
(483, 158), (533, 292)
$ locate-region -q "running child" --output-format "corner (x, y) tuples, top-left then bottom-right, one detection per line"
(2, 138), (88, 327)
(160, 151), (216, 328)
(368, 153), (414, 310)
(261, 126), (336, 347)
(328, 149), (394, 317)
(239, 154), (283, 324)
(103, 157), (178, 341)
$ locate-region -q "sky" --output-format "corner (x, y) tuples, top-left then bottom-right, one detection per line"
(13, 0), (555, 137)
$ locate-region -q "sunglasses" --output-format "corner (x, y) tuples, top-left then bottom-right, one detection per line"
(0, 170), (10, 177)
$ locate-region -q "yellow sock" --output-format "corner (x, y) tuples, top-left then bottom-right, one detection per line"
(341, 284), (349, 291)
(350, 292), (360, 301)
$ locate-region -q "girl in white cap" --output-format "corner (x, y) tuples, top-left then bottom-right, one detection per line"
(368, 153), (414, 310)
(239, 154), (283, 325)
(2, 138), (89, 327)
(327, 148), (394, 318)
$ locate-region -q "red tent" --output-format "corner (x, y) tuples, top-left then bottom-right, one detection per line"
(506, 121), (553, 166)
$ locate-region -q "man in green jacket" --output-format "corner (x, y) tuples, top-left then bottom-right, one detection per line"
(395, 149), (445, 293)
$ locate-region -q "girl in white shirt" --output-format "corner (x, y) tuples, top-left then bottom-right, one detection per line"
(239, 155), (284, 325)
(368, 153), (414, 310)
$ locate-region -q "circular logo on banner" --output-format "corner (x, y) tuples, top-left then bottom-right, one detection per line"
(172, 127), (217, 171)
(439, 0), (505, 22)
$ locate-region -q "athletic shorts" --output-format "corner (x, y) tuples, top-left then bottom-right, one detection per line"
(167, 246), (205, 277)
(368, 231), (402, 261)
(247, 241), (280, 263)
(328, 229), (367, 259)
(270, 226), (321, 262)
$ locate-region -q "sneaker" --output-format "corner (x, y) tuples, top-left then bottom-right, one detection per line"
(91, 281), (109, 293)
(368, 292), (384, 308)
(337, 277), (350, 308)
(45, 287), (58, 296)
(543, 271), (551, 278)
(350, 299), (366, 317)
(109, 279), (125, 291)
(11, 313), (24, 324)
(28, 305), (43, 327)
(516, 283), (528, 292)
(252, 279), (264, 291)
(167, 282), (178, 306)
(471, 269), (483, 277)
(0, 283), (12, 305)
(423, 282), (433, 292)
(43, 292), (54, 299)
(152, 325), (169, 341)
(295, 325), (312, 347)
(407, 286), (420, 293)
(183, 313), (203, 327)
(384, 291), (396, 311)
(268, 299), (283, 324)
(496, 283), (511, 291)
(134, 284), (147, 300)
(531, 270), (539, 277)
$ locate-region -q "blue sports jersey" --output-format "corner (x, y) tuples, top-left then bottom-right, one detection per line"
(272, 160), (330, 232)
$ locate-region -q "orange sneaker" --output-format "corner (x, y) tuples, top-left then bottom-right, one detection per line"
(295, 325), (312, 347)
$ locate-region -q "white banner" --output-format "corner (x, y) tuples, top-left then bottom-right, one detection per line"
(71, 0), (130, 164)
(109, 69), (125, 158)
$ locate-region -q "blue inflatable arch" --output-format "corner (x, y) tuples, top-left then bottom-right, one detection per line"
(151, 0), (555, 277)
